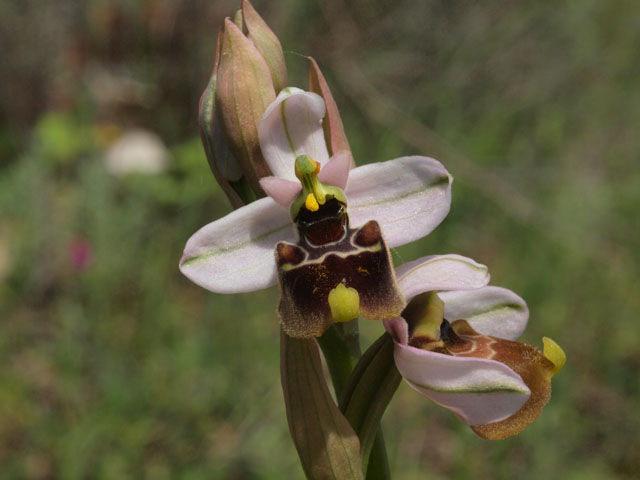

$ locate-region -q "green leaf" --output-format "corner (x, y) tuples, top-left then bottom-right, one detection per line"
(281, 331), (364, 480)
(316, 323), (392, 479)
(339, 333), (401, 476)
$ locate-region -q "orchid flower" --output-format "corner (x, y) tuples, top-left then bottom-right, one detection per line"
(180, 87), (453, 338)
(383, 256), (566, 439)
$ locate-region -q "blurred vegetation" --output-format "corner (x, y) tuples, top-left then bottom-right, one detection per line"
(1, 0), (639, 479)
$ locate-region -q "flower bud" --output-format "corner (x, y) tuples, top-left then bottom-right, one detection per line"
(198, 1), (289, 205)
(242, 0), (288, 92)
(198, 30), (248, 208)
(215, 19), (275, 195)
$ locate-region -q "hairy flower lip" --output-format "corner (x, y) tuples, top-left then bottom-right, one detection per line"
(276, 218), (405, 338)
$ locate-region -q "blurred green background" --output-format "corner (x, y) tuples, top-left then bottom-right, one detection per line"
(1, 0), (638, 478)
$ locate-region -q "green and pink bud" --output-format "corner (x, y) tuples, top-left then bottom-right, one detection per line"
(198, 0), (288, 206)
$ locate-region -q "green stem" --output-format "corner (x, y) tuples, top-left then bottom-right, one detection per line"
(317, 322), (393, 479)
(338, 333), (401, 478)
(317, 322), (361, 396)
(365, 430), (391, 480)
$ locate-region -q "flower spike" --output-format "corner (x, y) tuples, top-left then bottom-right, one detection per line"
(182, 2), (564, 469)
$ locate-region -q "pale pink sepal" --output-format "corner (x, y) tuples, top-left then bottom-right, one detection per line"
(318, 150), (351, 189)
(179, 197), (294, 293)
(395, 254), (490, 300)
(260, 176), (302, 207)
(308, 57), (355, 168)
(384, 317), (530, 426)
(439, 286), (529, 341)
(258, 87), (330, 182)
(383, 316), (409, 345)
(346, 156), (452, 248)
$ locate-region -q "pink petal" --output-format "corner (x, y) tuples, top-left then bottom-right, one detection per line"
(439, 286), (529, 340)
(393, 339), (530, 426)
(346, 156), (452, 248)
(383, 316), (409, 345)
(395, 254), (490, 300)
(318, 150), (351, 189)
(260, 176), (302, 207)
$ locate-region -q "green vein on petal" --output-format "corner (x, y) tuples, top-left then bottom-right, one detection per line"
(408, 380), (529, 395)
(349, 175), (450, 208)
(180, 221), (291, 266)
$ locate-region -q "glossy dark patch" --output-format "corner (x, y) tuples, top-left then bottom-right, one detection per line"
(276, 243), (305, 266)
(354, 221), (381, 247)
(295, 198), (347, 245)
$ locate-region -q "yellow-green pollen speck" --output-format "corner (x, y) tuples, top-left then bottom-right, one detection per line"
(542, 337), (566, 376)
(328, 283), (360, 323)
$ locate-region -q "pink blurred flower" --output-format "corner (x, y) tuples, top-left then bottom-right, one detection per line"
(68, 237), (93, 271)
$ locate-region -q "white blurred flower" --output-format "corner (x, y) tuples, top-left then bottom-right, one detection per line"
(104, 129), (169, 176)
